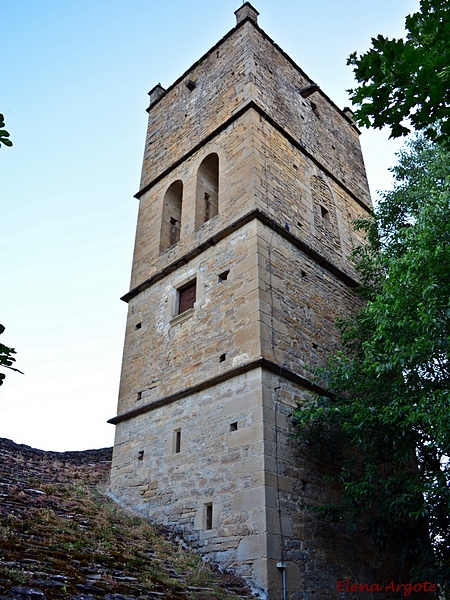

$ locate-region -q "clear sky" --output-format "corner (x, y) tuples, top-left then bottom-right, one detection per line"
(2, 0), (419, 451)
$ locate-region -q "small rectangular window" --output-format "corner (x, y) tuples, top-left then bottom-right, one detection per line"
(311, 101), (320, 117)
(178, 279), (196, 314)
(175, 429), (181, 454)
(205, 503), (213, 530)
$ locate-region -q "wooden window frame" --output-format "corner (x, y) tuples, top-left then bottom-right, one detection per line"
(178, 279), (197, 315)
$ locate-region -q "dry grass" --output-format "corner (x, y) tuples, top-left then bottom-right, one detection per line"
(0, 439), (253, 600)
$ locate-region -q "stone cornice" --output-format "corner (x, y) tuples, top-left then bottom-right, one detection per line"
(107, 357), (329, 425)
(135, 102), (371, 215)
(120, 208), (359, 303)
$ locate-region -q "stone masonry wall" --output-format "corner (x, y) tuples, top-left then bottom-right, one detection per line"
(246, 23), (371, 208)
(129, 108), (369, 294)
(129, 111), (257, 291)
(116, 218), (362, 417)
(259, 372), (401, 600)
(250, 111), (370, 276)
(113, 211), (371, 596)
(139, 22), (254, 190)
(111, 368), (269, 591)
(255, 220), (364, 380)
(139, 20), (369, 210)
(117, 219), (261, 417)
(128, 18), (372, 299)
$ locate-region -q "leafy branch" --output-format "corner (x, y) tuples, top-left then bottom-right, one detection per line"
(0, 114), (12, 148)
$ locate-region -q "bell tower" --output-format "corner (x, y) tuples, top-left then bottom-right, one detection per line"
(109, 4), (397, 598)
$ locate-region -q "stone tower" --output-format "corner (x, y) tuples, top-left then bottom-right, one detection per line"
(109, 5), (396, 598)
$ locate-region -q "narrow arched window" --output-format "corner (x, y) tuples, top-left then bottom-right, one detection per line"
(310, 175), (341, 255)
(195, 153), (219, 228)
(160, 180), (183, 251)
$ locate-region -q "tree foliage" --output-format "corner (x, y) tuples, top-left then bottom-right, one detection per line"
(0, 112), (19, 386)
(0, 325), (22, 386)
(0, 114), (12, 148)
(293, 136), (450, 589)
(348, 0), (450, 146)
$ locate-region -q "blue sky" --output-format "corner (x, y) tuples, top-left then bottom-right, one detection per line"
(1, 0), (419, 451)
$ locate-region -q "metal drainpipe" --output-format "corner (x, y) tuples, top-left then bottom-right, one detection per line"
(276, 562), (287, 600)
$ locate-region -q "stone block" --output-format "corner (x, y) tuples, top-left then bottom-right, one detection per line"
(232, 486), (265, 513)
(226, 422), (263, 448)
(237, 534), (267, 561)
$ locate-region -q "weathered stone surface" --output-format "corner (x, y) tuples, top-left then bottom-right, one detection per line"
(9, 588), (46, 600)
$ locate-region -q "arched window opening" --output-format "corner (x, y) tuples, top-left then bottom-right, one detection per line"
(195, 153), (219, 228)
(160, 180), (183, 251)
(310, 175), (341, 255)
(311, 175), (334, 227)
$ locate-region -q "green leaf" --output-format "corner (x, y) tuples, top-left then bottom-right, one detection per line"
(347, 0), (450, 148)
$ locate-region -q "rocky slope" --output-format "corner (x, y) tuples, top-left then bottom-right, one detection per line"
(0, 438), (254, 600)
